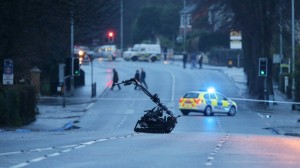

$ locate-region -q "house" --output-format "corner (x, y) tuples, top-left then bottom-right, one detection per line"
(177, 3), (197, 42)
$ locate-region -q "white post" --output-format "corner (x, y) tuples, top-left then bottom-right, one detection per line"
(285, 76), (289, 93)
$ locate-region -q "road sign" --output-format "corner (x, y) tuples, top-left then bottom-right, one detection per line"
(5, 67), (12, 74)
(3, 59), (14, 84)
(3, 74), (14, 85)
(4, 59), (13, 74)
(4, 59), (13, 66)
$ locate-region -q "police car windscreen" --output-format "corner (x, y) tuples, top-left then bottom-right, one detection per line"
(183, 93), (199, 98)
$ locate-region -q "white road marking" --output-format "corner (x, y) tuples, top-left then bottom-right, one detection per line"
(86, 102), (95, 110)
(31, 157), (46, 162)
(165, 69), (176, 102)
(0, 151), (22, 156)
(47, 152), (61, 157)
(125, 109), (134, 114)
(9, 133), (141, 167)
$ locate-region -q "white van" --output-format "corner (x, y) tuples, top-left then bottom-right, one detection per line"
(123, 44), (161, 62)
(94, 45), (118, 61)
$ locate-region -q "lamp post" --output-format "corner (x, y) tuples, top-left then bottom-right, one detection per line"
(120, 0), (124, 57)
(70, 1), (74, 96)
(90, 56), (95, 98)
(183, 0), (187, 53)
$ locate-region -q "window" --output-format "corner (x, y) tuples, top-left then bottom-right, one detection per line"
(216, 93), (226, 100)
(209, 93), (216, 99)
(184, 93), (199, 98)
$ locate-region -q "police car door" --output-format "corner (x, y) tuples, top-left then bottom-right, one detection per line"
(209, 93), (218, 112)
(216, 93), (229, 113)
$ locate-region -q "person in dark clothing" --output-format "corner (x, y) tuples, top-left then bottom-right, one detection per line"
(140, 68), (148, 89)
(183, 52), (188, 69)
(198, 53), (203, 69)
(190, 52), (197, 69)
(134, 69), (140, 90)
(111, 68), (121, 90)
(163, 47), (167, 61)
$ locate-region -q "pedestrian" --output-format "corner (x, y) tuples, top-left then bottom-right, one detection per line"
(183, 51), (188, 69)
(190, 51), (197, 69)
(198, 52), (203, 69)
(111, 68), (121, 90)
(140, 68), (148, 89)
(134, 69), (140, 90)
(163, 47), (167, 61)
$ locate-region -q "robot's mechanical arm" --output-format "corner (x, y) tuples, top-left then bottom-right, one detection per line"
(118, 78), (179, 133)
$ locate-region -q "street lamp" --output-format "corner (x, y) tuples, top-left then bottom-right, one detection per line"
(183, 0), (187, 53)
(70, 1), (74, 96)
(120, 0), (123, 57)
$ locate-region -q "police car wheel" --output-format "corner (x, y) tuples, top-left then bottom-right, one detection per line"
(204, 106), (212, 116)
(180, 110), (189, 116)
(228, 106), (236, 116)
(150, 57), (156, 62)
(131, 56), (138, 61)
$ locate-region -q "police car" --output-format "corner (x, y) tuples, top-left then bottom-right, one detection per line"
(178, 88), (237, 116)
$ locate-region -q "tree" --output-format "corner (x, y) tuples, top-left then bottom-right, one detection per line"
(124, 0), (181, 47)
(0, 0), (119, 94)
(228, 0), (280, 99)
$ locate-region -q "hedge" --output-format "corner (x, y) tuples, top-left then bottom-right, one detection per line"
(0, 85), (37, 127)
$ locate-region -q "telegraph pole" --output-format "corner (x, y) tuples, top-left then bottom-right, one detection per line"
(70, 1), (74, 96)
(183, 0), (187, 53)
(120, 0), (124, 57)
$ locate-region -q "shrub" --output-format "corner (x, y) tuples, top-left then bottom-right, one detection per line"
(0, 85), (36, 127)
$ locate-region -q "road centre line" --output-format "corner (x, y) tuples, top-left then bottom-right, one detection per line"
(129, 92), (140, 108)
(165, 69), (176, 102)
(8, 133), (140, 168)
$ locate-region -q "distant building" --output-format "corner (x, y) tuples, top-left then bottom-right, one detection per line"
(177, 4), (197, 43)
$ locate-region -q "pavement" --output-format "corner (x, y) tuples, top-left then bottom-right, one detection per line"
(2, 59), (300, 137)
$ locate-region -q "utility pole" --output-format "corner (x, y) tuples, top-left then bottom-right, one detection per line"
(120, 0), (124, 57)
(183, 0), (187, 53)
(70, 1), (74, 96)
(279, 3), (283, 63)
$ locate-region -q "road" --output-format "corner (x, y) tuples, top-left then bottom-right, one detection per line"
(1, 59), (300, 168)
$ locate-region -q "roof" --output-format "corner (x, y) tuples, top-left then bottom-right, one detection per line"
(179, 4), (197, 14)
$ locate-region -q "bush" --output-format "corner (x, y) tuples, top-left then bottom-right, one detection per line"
(0, 85), (37, 127)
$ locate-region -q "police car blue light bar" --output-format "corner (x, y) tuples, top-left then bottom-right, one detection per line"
(207, 87), (216, 93)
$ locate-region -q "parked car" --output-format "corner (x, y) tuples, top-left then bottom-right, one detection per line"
(93, 45), (118, 61)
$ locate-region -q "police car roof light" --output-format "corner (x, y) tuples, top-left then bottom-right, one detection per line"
(207, 87), (216, 93)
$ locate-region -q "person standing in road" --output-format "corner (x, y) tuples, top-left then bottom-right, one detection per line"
(134, 69), (140, 90)
(183, 51), (188, 69)
(198, 52), (203, 69)
(163, 47), (167, 61)
(111, 68), (121, 90)
(140, 68), (148, 89)
(190, 51), (197, 69)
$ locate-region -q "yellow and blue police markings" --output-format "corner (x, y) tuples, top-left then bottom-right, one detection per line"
(178, 87), (237, 115)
